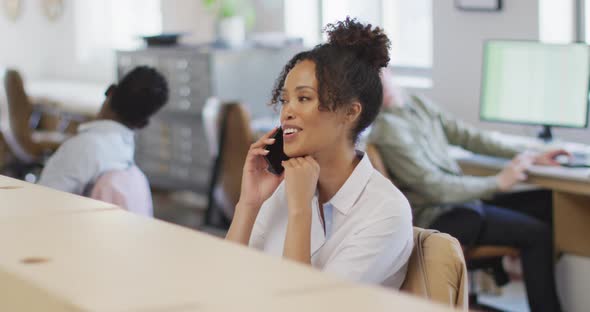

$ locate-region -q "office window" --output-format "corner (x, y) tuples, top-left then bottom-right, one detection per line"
(539, 0), (575, 43)
(74, 0), (162, 63)
(284, 0), (320, 47)
(284, 0), (432, 71)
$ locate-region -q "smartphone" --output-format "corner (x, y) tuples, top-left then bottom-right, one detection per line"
(264, 128), (289, 175)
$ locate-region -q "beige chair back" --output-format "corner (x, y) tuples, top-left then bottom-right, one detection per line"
(218, 102), (252, 208)
(1, 69), (60, 162)
(1, 69), (35, 161)
(203, 99), (253, 222)
(401, 227), (468, 310)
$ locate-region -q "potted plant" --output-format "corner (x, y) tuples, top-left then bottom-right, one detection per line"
(203, 0), (255, 48)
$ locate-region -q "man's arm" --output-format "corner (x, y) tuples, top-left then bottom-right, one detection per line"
(370, 115), (500, 205)
(417, 96), (522, 158)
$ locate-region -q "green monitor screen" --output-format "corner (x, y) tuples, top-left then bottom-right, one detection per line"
(480, 40), (590, 129)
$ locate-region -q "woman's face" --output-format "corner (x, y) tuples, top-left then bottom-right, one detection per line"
(279, 60), (356, 158)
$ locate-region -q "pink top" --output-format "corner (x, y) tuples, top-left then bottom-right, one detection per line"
(90, 166), (153, 217)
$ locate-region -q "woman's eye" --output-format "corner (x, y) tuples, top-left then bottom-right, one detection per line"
(298, 96), (310, 102)
(280, 98), (288, 105)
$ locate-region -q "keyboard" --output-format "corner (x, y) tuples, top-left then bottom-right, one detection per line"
(558, 152), (590, 168)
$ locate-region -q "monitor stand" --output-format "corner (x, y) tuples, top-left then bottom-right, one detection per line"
(538, 125), (553, 142)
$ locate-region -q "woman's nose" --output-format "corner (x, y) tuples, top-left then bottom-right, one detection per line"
(281, 104), (295, 121)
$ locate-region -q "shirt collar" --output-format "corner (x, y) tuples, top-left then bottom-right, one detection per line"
(78, 120), (134, 136)
(325, 151), (374, 216)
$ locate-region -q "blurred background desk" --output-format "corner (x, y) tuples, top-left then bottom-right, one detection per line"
(27, 80), (105, 118)
(453, 149), (590, 257)
(26, 80), (103, 136)
(453, 144), (590, 312)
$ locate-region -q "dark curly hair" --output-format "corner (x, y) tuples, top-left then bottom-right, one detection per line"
(271, 17), (390, 142)
(109, 66), (169, 129)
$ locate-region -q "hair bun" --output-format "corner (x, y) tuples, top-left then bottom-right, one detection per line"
(325, 17), (390, 69)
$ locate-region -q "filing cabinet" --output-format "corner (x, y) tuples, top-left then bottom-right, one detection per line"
(116, 45), (301, 192)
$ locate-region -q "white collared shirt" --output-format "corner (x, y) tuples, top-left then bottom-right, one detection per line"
(250, 152), (414, 288)
(39, 120), (135, 195)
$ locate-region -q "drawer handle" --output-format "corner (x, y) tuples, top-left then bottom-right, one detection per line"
(178, 100), (191, 110)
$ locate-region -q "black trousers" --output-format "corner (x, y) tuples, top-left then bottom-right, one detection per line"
(430, 190), (561, 312)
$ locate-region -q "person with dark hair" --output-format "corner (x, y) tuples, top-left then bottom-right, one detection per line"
(226, 18), (413, 288)
(39, 66), (168, 195)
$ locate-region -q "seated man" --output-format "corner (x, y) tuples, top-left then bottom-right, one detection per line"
(369, 69), (566, 312)
(38, 66), (168, 195)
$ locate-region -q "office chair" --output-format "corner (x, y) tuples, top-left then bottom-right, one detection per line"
(401, 227), (468, 310)
(0, 69), (67, 179)
(202, 98), (253, 228)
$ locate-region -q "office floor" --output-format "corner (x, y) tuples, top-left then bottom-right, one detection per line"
(152, 190), (228, 238)
(152, 190), (206, 230)
(478, 281), (529, 312)
(152, 189), (530, 312)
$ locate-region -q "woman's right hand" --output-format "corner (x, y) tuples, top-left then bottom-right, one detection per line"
(237, 128), (284, 211)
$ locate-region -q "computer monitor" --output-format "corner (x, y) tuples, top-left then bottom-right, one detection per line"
(480, 40), (590, 141)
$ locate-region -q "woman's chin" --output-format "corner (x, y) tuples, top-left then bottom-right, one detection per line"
(284, 146), (307, 158)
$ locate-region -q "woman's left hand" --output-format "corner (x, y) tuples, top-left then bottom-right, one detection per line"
(283, 156), (320, 214)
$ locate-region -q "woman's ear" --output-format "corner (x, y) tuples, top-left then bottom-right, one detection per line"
(346, 101), (362, 124)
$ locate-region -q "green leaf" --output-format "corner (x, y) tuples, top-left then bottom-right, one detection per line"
(202, 0), (256, 23)
(202, 0), (216, 9)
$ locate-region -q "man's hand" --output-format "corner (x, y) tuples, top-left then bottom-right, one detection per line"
(496, 153), (534, 191)
(533, 149), (570, 166)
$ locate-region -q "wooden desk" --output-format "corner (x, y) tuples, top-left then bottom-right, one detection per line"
(0, 176), (453, 312)
(0, 175), (116, 218)
(0, 210), (343, 311)
(456, 154), (590, 258)
(207, 285), (451, 312)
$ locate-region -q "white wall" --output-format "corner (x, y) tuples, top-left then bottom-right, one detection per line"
(0, 2), (116, 84)
(431, 0), (589, 144)
(0, 1), (74, 80)
(161, 0), (216, 44)
(1, 0), (283, 84)
(161, 0), (284, 44)
(251, 0), (284, 33)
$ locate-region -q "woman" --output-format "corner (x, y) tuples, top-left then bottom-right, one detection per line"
(226, 18), (413, 288)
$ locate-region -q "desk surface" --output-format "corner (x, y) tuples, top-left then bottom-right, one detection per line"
(451, 147), (590, 258)
(207, 285), (450, 312)
(0, 176), (116, 218)
(0, 176), (452, 312)
(450, 145), (590, 196)
(456, 152), (590, 182)
(0, 210), (453, 312)
(0, 210), (342, 311)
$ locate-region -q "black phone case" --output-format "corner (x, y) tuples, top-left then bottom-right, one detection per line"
(263, 128), (289, 175)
